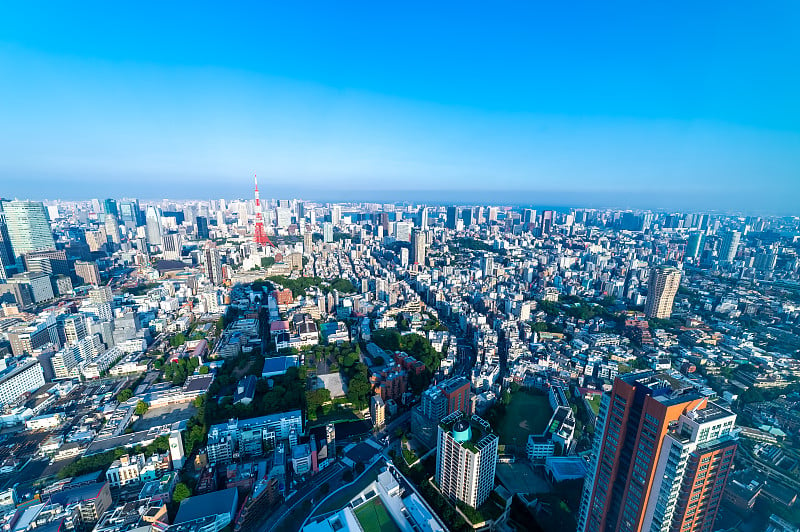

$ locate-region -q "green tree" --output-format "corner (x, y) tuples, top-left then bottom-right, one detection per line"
(135, 401), (150, 416)
(199, 365), (210, 374)
(116, 388), (133, 403)
(173, 483), (191, 503)
(170, 333), (187, 347)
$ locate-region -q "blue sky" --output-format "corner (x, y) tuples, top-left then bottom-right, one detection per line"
(1, 2), (799, 212)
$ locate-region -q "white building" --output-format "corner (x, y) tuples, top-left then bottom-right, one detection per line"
(436, 412), (498, 509)
(0, 360), (45, 406)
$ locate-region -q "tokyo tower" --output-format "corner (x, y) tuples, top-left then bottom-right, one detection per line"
(253, 174), (275, 248)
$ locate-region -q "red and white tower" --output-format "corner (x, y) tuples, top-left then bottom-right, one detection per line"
(253, 174), (275, 248)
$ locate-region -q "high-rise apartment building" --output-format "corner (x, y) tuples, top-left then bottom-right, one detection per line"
(436, 412), (498, 509)
(577, 371), (737, 532)
(322, 222), (334, 243)
(412, 229), (426, 266)
(719, 230), (741, 263)
(3, 200), (55, 260)
(644, 266), (681, 319)
(203, 246), (224, 286)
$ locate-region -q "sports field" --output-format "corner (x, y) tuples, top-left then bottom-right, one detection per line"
(497, 390), (553, 446)
(354, 497), (400, 532)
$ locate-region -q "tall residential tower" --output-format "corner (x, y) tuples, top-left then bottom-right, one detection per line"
(645, 266), (681, 319)
(577, 371), (737, 532)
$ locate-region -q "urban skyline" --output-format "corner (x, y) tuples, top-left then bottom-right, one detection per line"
(2, 3), (800, 212)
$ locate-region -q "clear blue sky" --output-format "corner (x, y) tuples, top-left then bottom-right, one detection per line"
(1, 1), (799, 212)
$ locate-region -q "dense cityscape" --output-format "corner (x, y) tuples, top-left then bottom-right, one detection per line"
(0, 189), (796, 532)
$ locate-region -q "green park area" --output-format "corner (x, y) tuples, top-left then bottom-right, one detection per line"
(587, 394), (602, 415)
(497, 390), (553, 447)
(354, 498), (401, 532)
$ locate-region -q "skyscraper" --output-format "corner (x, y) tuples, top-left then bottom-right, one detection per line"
(412, 228), (426, 265)
(330, 205), (341, 226)
(644, 266), (681, 319)
(322, 222), (334, 243)
(719, 230), (741, 263)
(446, 206), (459, 230)
(162, 233), (182, 260)
(685, 232), (705, 260)
(104, 214), (121, 245)
(196, 216), (209, 239)
(103, 199), (118, 218)
(578, 371), (737, 532)
(540, 210), (555, 235)
(0, 210), (15, 280)
(3, 200), (55, 260)
(418, 206), (428, 229)
(203, 246), (223, 286)
(395, 221), (412, 242)
(436, 412), (498, 509)
(462, 207), (474, 227)
(145, 206), (163, 247)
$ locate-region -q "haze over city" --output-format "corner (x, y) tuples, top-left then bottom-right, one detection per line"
(1, 4), (800, 532)
(2, 2), (800, 212)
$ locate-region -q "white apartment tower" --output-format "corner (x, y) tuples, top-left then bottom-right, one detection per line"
(436, 412), (498, 509)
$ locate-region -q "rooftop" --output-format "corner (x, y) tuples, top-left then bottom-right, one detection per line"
(174, 487), (238, 524)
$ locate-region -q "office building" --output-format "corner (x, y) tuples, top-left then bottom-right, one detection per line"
(23, 249), (69, 277)
(104, 214), (121, 245)
(3, 200), (55, 260)
(436, 412), (498, 509)
(0, 360), (46, 406)
(577, 371), (738, 532)
(8, 272), (54, 303)
(330, 205), (341, 226)
(145, 206), (163, 247)
(540, 210), (555, 235)
(446, 206), (459, 230)
(74, 260), (101, 286)
(418, 206), (428, 228)
(644, 266), (681, 319)
(719, 230), (741, 263)
(119, 200), (142, 226)
(395, 221), (412, 243)
(196, 216), (209, 239)
(323, 222), (334, 243)
(0, 218), (13, 281)
(462, 207), (474, 227)
(162, 233), (182, 260)
(685, 232), (705, 260)
(103, 198), (118, 218)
